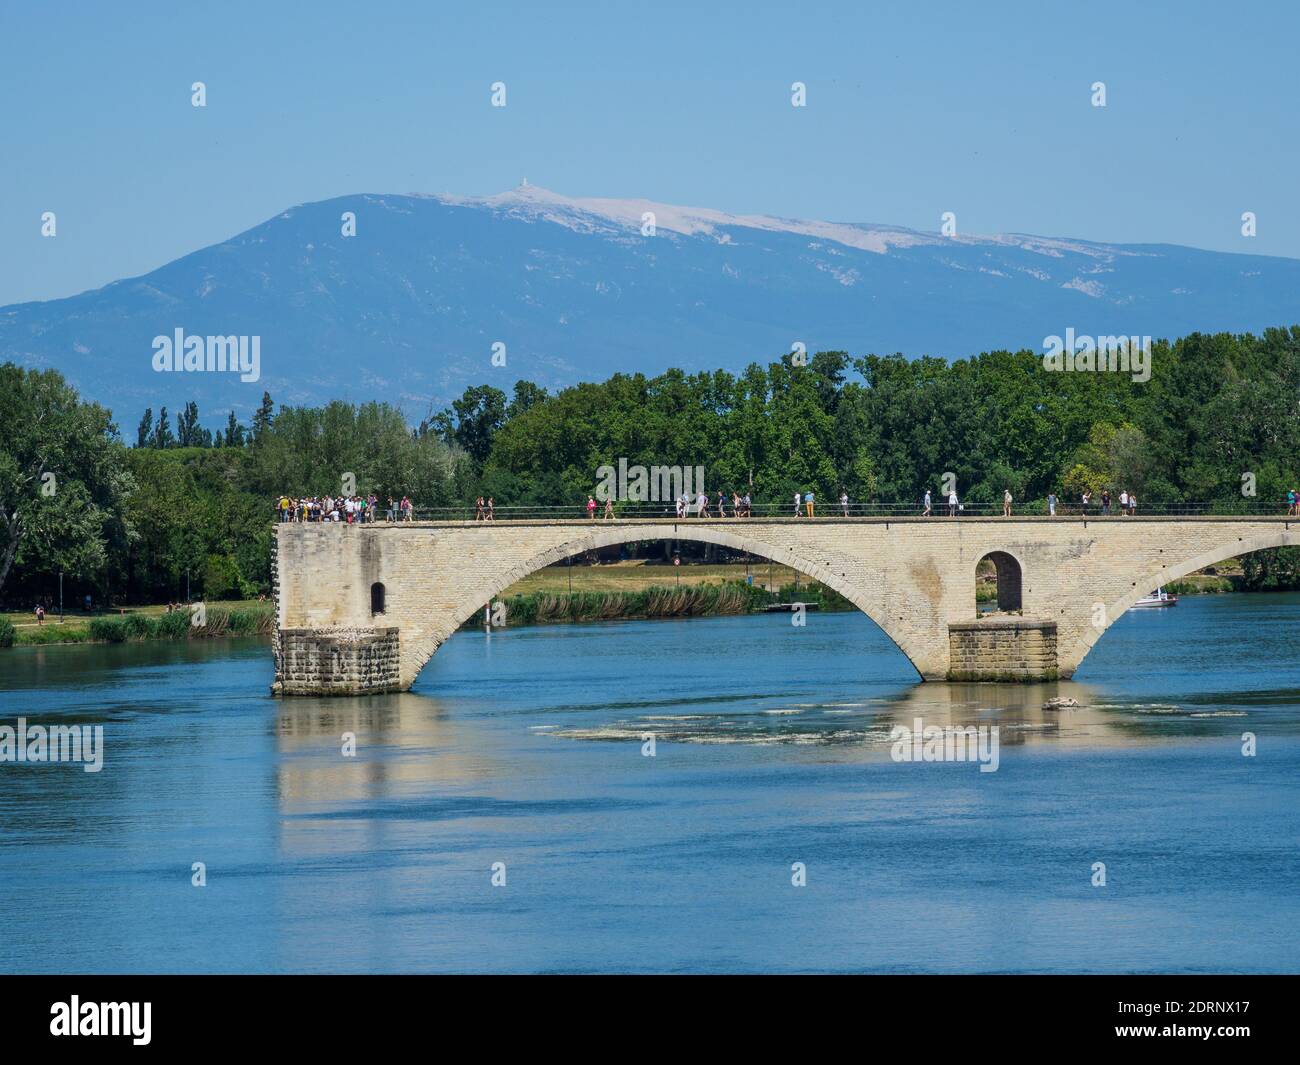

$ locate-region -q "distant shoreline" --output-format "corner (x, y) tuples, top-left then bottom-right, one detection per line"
(0, 603), (274, 649)
(0, 569), (1276, 649)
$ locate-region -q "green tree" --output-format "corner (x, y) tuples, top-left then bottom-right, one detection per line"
(508, 380), (548, 419)
(251, 391), (275, 444)
(436, 385), (508, 465)
(0, 364), (133, 598)
(151, 407), (175, 449)
(176, 401), (212, 448)
(224, 410), (245, 448)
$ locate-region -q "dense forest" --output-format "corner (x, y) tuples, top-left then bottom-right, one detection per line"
(3, 326), (1300, 606)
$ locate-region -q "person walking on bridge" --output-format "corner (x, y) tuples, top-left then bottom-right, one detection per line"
(793, 491), (801, 517)
(948, 489), (958, 517)
(587, 495), (597, 521)
(840, 490), (849, 517)
(1003, 489), (1013, 517)
(1048, 491), (1057, 516)
(805, 491), (815, 518)
(923, 489), (932, 517)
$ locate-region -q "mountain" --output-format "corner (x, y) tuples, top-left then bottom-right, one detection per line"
(4, 184), (1298, 425)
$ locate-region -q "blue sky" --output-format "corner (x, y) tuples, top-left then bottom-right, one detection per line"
(2, 0), (1297, 306)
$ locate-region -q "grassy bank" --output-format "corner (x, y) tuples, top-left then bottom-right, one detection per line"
(1164, 574), (1237, 594)
(501, 559), (809, 595)
(465, 578), (853, 630)
(0, 603), (274, 647)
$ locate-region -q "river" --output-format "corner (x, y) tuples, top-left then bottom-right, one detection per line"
(1, 593), (1298, 973)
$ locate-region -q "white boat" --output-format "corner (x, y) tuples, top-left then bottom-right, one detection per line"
(1132, 587), (1178, 608)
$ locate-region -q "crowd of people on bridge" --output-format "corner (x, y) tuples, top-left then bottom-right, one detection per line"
(579, 485), (1154, 521)
(585, 490), (761, 520)
(1077, 488), (1139, 516)
(275, 494), (414, 523)
(584, 489), (850, 519)
(274, 482), (1294, 525)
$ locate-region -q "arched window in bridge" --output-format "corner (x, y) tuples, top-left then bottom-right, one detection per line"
(371, 582), (386, 616)
(975, 552), (1022, 614)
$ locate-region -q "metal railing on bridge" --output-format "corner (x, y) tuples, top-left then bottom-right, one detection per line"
(274, 500), (1297, 523)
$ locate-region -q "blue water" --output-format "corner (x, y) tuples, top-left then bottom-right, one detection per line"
(1, 594), (1298, 973)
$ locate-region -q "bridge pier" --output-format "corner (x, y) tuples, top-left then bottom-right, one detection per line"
(946, 618), (1060, 682)
(271, 626), (402, 695)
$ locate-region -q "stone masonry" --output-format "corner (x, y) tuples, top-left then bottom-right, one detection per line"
(948, 618), (1058, 681)
(271, 516), (1300, 694)
(274, 627), (401, 695)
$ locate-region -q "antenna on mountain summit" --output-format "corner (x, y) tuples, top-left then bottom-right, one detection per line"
(521, 178), (528, 187)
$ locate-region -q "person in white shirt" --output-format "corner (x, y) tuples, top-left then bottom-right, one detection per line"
(948, 490), (958, 517)
(923, 489), (932, 517)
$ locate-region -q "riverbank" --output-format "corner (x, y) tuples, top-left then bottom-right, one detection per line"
(461, 578), (853, 630)
(1164, 573), (1237, 594)
(0, 602), (274, 647)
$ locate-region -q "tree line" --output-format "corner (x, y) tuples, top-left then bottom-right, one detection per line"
(3, 325), (1300, 606)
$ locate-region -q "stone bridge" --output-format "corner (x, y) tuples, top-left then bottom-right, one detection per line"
(270, 516), (1299, 694)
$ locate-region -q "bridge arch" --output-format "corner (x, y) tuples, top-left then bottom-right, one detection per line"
(1064, 527), (1300, 675)
(403, 524), (927, 686)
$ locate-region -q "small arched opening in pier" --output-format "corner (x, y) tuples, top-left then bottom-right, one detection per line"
(370, 582), (386, 615)
(976, 551), (1022, 614)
